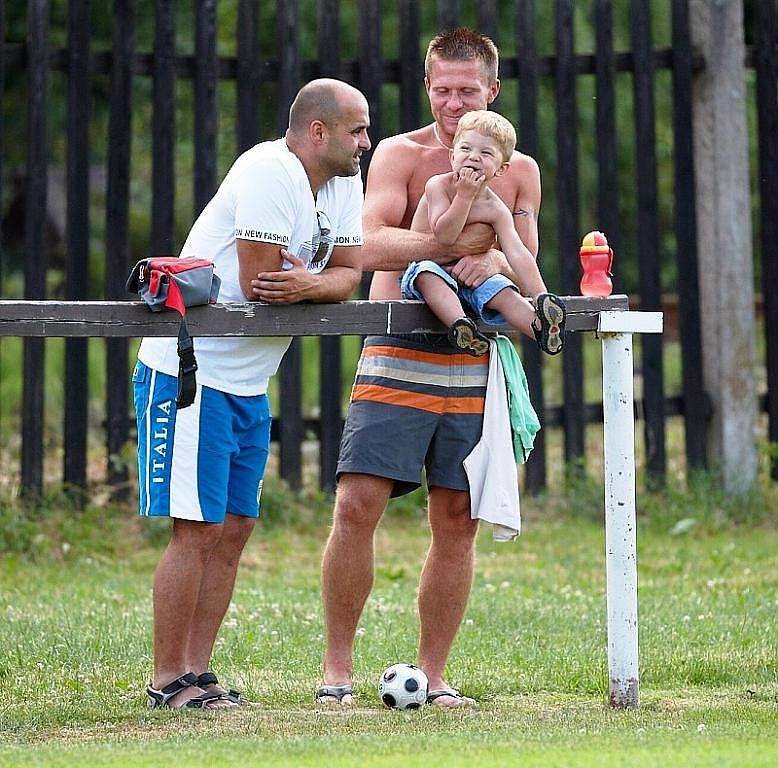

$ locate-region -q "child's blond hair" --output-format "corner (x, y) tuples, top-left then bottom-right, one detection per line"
(453, 111), (516, 164)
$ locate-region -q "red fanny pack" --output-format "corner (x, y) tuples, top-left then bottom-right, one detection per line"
(126, 256), (221, 408)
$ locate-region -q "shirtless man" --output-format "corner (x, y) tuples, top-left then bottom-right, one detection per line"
(318, 28), (541, 708)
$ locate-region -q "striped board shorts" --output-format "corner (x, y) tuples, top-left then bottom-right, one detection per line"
(132, 360), (271, 523)
(337, 335), (488, 497)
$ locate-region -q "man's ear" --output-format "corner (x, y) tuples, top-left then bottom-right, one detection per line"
(487, 78), (501, 105)
(494, 161), (510, 177)
(309, 119), (327, 145)
(424, 76), (430, 93)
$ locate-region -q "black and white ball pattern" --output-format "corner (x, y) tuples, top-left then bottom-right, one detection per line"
(378, 663), (429, 710)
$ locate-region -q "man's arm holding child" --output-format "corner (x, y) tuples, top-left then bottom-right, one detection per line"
(362, 139), (496, 272)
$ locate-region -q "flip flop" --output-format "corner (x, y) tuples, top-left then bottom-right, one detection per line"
(315, 683), (354, 705)
(426, 687), (476, 707)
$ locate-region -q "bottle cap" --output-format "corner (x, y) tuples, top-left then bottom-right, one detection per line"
(580, 230), (610, 253)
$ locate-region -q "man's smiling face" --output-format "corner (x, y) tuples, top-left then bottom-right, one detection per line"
(425, 59), (499, 141)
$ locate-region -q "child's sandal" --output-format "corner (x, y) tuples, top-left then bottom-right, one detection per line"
(533, 293), (566, 355)
(448, 317), (490, 357)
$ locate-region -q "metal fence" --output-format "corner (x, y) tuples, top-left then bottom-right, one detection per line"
(1, 0), (776, 498)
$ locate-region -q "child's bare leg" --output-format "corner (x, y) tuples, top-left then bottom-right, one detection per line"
(415, 272), (489, 357)
(517, 262), (546, 300)
(486, 288), (537, 340)
(415, 272), (468, 326)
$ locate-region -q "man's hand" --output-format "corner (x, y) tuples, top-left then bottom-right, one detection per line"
(250, 250), (315, 304)
(448, 248), (511, 288)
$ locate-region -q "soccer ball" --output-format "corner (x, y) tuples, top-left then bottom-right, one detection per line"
(378, 663), (428, 710)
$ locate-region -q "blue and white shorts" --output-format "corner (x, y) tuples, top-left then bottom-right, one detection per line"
(401, 260), (519, 325)
(132, 361), (271, 523)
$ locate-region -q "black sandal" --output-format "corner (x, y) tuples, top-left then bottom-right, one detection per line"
(196, 671), (250, 706)
(315, 683), (354, 704)
(146, 672), (236, 710)
(533, 293), (566, 355)
(448, 317), (490, 357)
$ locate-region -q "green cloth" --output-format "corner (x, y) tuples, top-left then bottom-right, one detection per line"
(495, 335), (541, 464)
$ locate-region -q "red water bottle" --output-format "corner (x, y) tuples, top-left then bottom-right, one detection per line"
(579, 230), (613, 297)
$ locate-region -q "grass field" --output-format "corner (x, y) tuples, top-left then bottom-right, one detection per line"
(0, 481), (776, 767)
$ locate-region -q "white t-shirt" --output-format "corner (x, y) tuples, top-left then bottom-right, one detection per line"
(138, 138), (363, 395)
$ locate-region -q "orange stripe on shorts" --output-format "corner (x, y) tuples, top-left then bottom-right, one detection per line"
(351, 383), (485, 415)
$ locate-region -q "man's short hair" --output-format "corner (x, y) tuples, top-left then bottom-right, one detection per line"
(453, 110), (515, 164)
(424, 28), (499, 84)
(288, 79), (342, 134)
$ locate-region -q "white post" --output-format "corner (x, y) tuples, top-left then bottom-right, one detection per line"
(601, 331), (639, 708)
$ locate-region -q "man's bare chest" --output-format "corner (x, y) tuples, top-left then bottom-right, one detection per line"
(405, 154), (452, 222)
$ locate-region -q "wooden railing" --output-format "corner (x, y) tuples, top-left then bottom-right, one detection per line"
(0, 295), (627, 495)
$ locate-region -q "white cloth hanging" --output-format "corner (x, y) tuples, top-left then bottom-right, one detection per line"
(463, 338), (521, 542)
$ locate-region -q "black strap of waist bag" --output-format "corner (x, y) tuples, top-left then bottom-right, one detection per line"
(176, 316), (198, 408)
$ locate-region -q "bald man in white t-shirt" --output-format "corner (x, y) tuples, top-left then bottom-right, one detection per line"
(135, 79), (370, 710)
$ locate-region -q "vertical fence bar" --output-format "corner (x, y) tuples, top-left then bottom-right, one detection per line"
(359, 0), (381, 170)
(0, 0), (4, 341)
(276, 0), (299, 134)
(476, 0), (497, 42)
(671, 0), (706, 471)
(317, 0), (342, 493)
(319, 338), (342, 493)
(437, 0), (460, 31)
(517, 0), (546, 493)
(631, 0), (665, 483)
(22, 0), (49, 498)
(318, 0), (339, 76)
(194, 0), (217, 217)
(0, 0), (4, 253)
(318, 341), (342, 492)
(277, 0), (302, 490)
(398, 0), (421, 134)
(594, 0), (620, 269)
(152, 0), (175, 254)
(0, 0), (5, 479)
(555, 0), (584, 469)
(64, 0), (91, 498)
(105, 0), (135, 490)
(358, 0), (381, 298)
(477, 0), (499, 110)
(755, 0), (778, 480)
(237, 0), (260, 153)
(280, 340), (304, 491)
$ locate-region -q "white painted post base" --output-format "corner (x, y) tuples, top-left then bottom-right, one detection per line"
(598, 311), (662, 709)
(601, 331), (640, 708)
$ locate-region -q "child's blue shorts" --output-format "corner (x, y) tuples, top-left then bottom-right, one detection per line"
(132, 361), (271, 523)
(400, 260), (518, 325)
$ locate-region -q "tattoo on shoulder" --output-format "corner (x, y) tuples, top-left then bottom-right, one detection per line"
(514, 207), (537, 220)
